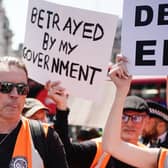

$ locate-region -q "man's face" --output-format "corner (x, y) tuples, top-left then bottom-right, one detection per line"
(142, 117), (158, 140)
(121, 110), (147, 144)
(0, 64), (28, 121)
(29, 110), (48, 122)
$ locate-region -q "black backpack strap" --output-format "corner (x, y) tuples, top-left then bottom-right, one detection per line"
(29, 119), (49, 168)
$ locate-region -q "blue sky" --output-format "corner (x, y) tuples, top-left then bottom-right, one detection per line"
(3, 0), (123, 49)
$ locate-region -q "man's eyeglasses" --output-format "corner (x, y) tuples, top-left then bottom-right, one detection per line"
(122, 114), (146, 124)
(0, 81), (29, 95)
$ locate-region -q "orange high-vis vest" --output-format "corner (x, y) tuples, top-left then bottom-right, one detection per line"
(90, 137), (110, 168)
(10, 117), (48, 168)
(90, 137), (146, 168)
(158, 148), (168, 168)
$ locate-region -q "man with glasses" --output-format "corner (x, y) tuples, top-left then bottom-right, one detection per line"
(121, 96), (149, 146)
(100, 95), (149, 167)
(0, 56), (69, 168)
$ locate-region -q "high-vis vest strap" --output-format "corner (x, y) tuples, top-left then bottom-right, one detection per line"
(90, 137), (110, 168)
(94, 152), (110, 168)
(10, 117), (44, 168)
(29, 119), (49, 168)
(158, 148), (168, 168)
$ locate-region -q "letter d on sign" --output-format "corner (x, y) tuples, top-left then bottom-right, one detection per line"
(135, 6), (153, 26)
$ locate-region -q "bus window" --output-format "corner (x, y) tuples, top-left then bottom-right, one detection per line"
(128, 76), (167, 106)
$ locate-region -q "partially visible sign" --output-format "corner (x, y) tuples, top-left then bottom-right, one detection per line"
(23, 0), (118, 101)
(122, 0), (168, 75)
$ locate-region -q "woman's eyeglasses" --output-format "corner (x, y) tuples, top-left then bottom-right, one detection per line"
(0, 81), (29, 95)
(122, 114), (146, 123)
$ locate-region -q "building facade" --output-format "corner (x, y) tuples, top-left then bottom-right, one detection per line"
(0, 0), (22, 57)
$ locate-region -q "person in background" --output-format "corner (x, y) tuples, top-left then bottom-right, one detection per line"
(102, 55), (168, 168)
(22, 98), (49, 122)
(0, 56), (69, 168)
(22, 84), (69, 127)
(27, 78), (57, 121)
(141, 100), (168, 148)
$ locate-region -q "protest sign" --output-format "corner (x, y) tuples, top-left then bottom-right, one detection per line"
(23, 0), (118, 100)
(122, 0), (168, 75)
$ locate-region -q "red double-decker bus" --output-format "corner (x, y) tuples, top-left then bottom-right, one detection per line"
(128, 76), (167, 107)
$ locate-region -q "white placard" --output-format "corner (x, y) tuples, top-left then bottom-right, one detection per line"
(122, 0), (168, 75)
(68, 81), (116, 128)
(23, 0), (118, 101)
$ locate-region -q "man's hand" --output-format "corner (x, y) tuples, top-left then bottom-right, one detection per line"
(45, 81), (68, 110)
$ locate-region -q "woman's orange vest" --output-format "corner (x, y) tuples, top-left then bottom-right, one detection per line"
(158, 148), (168, 168)
(90, 138), (146, 168)
(90, 137), (110, 168)
(9, 117), (48, 168)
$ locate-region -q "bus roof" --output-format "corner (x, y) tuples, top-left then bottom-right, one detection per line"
(132, 75), (166, 79)
(131, 75), (166, 83)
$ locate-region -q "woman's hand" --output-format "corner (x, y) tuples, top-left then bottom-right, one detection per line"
(108, 55), (132, 94)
